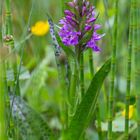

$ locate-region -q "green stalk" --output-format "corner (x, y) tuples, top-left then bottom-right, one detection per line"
(89, 49), (94, 76)
(108, 0), (118, 139)
(125, 0), (134, 139)
(5, 0), (20, 95)
(4, 0), (20, 138)
(135, 0), (140, 139)
(0, 1), (8, 140)
(5, 0), (12, 35)
(96, 103), (103, 140)
(4, 36), (20, 95)
(0, 0), (2, 43)
(80, 52), (84, 97)
(0, 61), (8, 140)
(79, 52), (85, 140)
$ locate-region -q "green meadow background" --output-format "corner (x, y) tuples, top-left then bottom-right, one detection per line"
(0, 0), (137, 139)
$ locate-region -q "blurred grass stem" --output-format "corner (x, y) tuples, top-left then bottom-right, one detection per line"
(125, 0), (134, 139)
(134, 0), (140, 139)
(108, 0), (118, 139)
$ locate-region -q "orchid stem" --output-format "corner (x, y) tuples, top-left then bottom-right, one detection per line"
(80, 52), (85, 98)
(89, 49), (94, 75)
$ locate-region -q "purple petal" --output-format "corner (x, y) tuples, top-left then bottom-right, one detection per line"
(66, 15), (73, 21)
(59, 19), (66, 25)
(58, 0), (103, 52)
(85, 1), (90, 7)
(92, 45), (101, 52)
(87, 17), (96, 23)
(67, 2), (75, 7)
(85, 25), (92, 31)
(93, 33), (105, 40)
(94, 24), (102, 30)
(82, 6), (87, 16)
(64, 10), (75, 17)
(89, 6), (95, 13)
(87, 37), (101, 52)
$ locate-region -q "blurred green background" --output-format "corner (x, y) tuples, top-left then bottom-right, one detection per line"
(1, 0), (136, 139)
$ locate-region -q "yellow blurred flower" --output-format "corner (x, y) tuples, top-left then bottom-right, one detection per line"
(122, 105), (134, 119)
(31, 21), (50, 36)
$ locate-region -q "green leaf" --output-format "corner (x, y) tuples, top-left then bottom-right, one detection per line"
(10, 94), (55, 140)
(64, 59), (111, 140)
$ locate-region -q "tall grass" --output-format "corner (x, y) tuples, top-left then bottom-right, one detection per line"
(0, 54), (8, 140)
(0, 0), (8, 139)
(5, 0), (12, 35)
(125, 0), (134, 139)
(135, 0), (140, 139)
(108, 0), (118, 139)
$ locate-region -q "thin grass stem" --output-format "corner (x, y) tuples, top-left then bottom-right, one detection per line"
(0, 60), (8, 140)
(108, 0), (118, 139)
(135, 0), (140, 139)
(5, 0), (12, 35)
(80, 52), (84, 97)
(125, 0), (134, 139)
(5, 0), (20, 95)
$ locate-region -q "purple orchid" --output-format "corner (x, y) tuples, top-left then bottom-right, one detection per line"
(59, 0), (104, 52)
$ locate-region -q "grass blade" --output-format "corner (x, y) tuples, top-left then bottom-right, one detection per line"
(108, 0), (118, 139)
(125, 0), (134, 139)
(0, 61), (8, 140)
(134, 0), (140, 139)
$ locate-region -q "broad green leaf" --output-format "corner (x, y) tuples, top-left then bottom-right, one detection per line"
(10, 94), (54, 140)
(64, 59), (111, 140)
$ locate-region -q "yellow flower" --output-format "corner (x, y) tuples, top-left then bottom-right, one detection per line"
(122, 105), (134, 119)
(31, 21), (50, 36)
